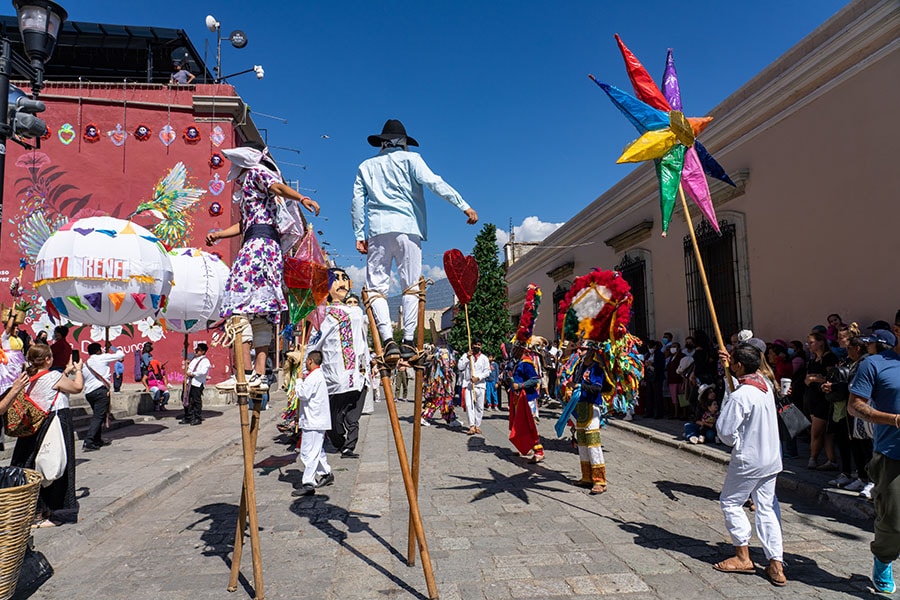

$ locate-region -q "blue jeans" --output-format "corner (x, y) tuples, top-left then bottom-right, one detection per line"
(684, 423), (715, 442)
(486, 381), (498, 407)
(152, 388), (170, 406)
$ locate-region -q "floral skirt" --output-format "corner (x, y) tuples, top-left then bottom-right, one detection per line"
(221, 237), (287, 319)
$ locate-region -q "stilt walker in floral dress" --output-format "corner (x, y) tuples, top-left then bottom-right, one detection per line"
(207, 141), (319, 390)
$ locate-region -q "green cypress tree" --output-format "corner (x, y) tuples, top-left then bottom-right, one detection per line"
(447, 223), (511, 357)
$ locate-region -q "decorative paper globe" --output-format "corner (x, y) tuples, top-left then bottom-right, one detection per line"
(162, 248), (230, 334)
(34, 217), (174, 327)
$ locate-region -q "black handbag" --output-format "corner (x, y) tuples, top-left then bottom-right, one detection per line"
(777, 398), (811, 439)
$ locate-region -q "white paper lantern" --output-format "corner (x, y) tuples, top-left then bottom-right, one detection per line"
(34, 217), (174, 327)
(162, 248), (230, 334)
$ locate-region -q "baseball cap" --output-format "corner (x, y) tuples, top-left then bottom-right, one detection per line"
(860, 329), (898, 348)
(868, 320), (891, 331)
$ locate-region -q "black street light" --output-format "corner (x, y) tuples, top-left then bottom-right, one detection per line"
(0, 0), (67, 210)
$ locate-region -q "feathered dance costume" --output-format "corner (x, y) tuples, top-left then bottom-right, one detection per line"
(554, 268), (644, 493)
(422, 346), (458, 423)
(508, 284), (545, 460)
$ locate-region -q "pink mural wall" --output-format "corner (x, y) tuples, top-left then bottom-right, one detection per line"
(1, 83), (244, 384)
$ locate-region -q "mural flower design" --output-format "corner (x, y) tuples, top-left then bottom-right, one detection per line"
(15, 151), (51, 170)
(136, 316), (166, 342)
(30, 312), (56, 338)
(90, 324), (123, 342)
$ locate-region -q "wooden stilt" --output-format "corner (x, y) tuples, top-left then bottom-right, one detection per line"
(227, 404), (260, 591)
(224, 317), (265, 599)
(678, 184), (734, 392)
(407, 277), (427, 566)
(362, 289), (439, 600)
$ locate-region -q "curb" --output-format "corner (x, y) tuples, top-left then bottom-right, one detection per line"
(606, 419), (875, 522)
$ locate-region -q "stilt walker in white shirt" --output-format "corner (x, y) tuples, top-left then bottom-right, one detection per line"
(352, 119), (478, 365)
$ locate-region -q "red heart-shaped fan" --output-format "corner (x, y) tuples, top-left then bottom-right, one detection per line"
(443, 249), (479, 305)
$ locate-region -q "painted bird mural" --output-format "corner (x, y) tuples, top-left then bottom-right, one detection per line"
(129, 162), (205, 248)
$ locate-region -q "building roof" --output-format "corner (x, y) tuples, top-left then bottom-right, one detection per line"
(0, 16), (213, 84)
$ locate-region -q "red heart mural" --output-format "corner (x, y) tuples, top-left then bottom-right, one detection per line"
(443, 249), (479, 305)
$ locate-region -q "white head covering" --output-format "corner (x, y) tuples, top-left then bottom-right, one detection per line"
(222, 146), (282, 183)
(736, 329), (754, 343)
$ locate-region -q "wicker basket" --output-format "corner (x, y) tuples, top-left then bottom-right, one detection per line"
(0, 468), (42, 600)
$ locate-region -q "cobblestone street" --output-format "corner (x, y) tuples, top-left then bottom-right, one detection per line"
(17, 394), (882, 599)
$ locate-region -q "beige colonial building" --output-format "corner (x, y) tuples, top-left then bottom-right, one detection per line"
(506, 0), (899, 345)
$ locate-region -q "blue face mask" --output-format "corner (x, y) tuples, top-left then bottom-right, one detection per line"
(787, 348), (796, 357)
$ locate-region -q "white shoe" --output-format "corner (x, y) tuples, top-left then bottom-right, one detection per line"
(449, 419), (463, 428)
(860, 482), (875, 499)
(844, 478), (866, 492)
(829, 473), (854, 488)
(215, 375), (236, 391)
(623, 411), (633, 422)
(247, 373), (269, 391)
(420, 418), (431, 427)
(688, 436), (700, 445)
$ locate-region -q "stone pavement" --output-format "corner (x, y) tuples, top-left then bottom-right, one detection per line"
(9, 392), (885, 599)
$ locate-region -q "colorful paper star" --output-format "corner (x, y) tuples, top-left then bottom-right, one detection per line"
(591, 35), (735, 235)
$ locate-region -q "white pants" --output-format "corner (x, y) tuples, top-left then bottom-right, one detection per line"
(299, 429), (331, 486)
(720, 471), (783, 561)
(366, 232), (422, 341)
(466, 384), (485, 428)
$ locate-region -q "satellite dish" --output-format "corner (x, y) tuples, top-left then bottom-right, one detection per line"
(205, 15), (219, 32)
(229, 30), (248, 49)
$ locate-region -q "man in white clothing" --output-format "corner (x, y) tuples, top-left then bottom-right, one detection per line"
(81, 342), (125, 451)
(183, 343), (211, 426)
(307, 268), (371, 459)
(460, 339), (491, 435)
(352, 119), (478, 364)
(714, 343), (786, 586)
(293, 351), (334, 496)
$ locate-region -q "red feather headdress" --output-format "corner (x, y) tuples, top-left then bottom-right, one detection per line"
(556, 269), (632, 343)
(514, 283), (542, 345)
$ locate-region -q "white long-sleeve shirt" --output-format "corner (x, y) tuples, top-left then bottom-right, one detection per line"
(82, 348), (126, 395)
(351, 148), (470, 242)
(298, 367), (331, 431)
(187, 355), (211, 388)
(308, 304), (371, 394)
(460, 353), (491, 389)
(716, 379), (782, 479)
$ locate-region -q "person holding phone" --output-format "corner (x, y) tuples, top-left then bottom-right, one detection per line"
(81, 342), (125, 451)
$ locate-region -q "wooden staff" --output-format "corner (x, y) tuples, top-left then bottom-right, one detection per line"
(182, 333), (190, 415)
(225, 317), (265, 599)
(361, 289), (439, 599)
(407, 277), (427, 566)
(678, 184), (734, 392)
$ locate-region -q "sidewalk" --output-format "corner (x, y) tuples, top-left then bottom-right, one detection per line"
(603, 413), (875, 521)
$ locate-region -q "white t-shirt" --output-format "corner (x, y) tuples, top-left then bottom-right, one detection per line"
(29, 370), (68, 411)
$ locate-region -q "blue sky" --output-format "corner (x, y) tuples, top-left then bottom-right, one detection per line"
(54, 1), (846, 287)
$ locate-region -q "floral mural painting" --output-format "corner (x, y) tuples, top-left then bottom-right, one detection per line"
(12, 150), (108, 332)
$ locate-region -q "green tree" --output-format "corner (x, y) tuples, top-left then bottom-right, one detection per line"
(448, 223), (511, 357)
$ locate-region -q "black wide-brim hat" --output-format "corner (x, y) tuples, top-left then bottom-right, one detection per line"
(368, 119), (419, 147)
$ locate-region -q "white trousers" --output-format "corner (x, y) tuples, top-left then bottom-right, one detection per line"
(466, 384), (485, 428)
(366, 232), (422, 341)
(720, 471), (783, 561)
(299, 429), (331, 486)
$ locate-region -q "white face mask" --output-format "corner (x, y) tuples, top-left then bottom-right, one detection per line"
(670, 347), (678, 354)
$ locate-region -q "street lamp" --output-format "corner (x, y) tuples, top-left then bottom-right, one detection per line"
(1, 0), (67, 209)
(205, 14), (250, 83)
(13, 0), (67, 92)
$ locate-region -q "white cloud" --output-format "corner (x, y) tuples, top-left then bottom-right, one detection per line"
(495, 216), (564, 249)
(343, 263), (446, 295)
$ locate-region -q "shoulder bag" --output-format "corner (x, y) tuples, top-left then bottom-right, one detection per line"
(4, 370), (51, 437)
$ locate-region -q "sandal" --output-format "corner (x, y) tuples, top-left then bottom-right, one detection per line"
(32, 519), (58, 529)
(590, 483), (607, 495)
(765, 563), (786, 586)
(712, 558), (756, 574)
